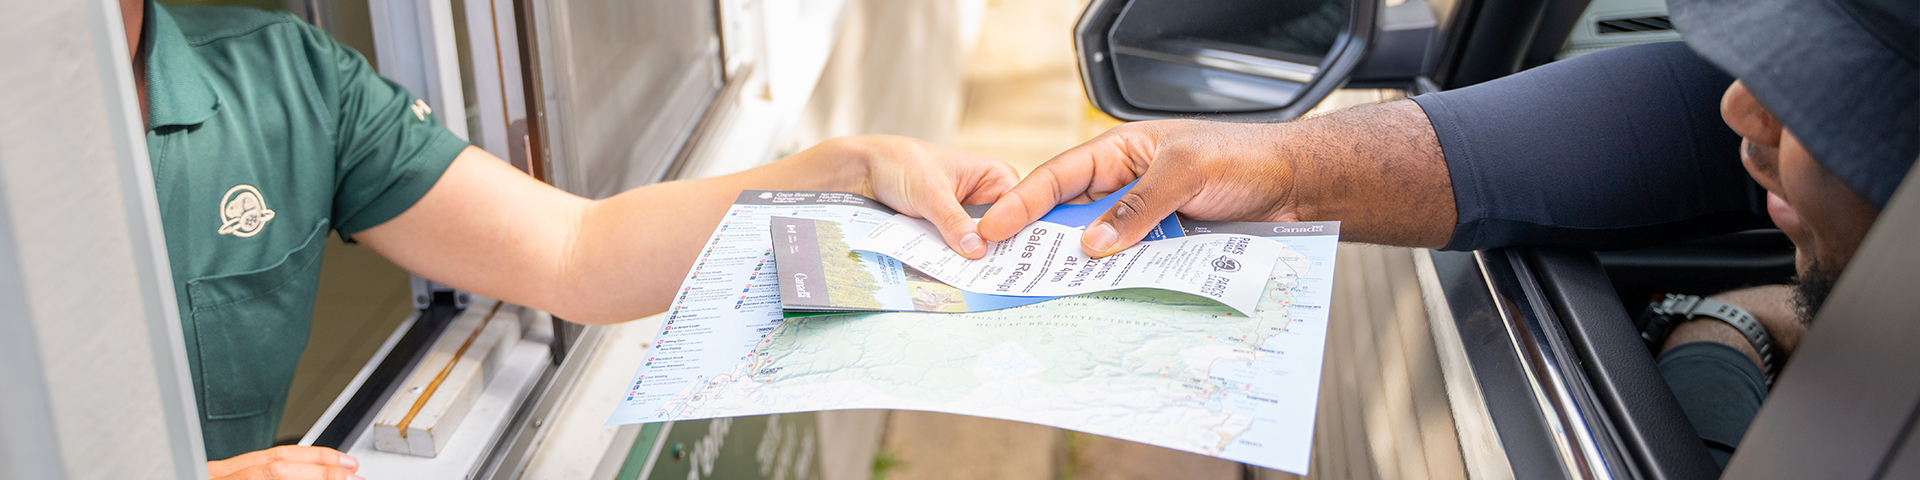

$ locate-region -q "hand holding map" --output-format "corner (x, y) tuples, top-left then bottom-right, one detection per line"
(607, 188), (1343, 475)
(852, 215), (1282, 315)
(770, 178), (1188, 316)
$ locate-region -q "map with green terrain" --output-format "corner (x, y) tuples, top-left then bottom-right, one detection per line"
(653, 231), (1335, 475)
(606, 190), (1338, 475)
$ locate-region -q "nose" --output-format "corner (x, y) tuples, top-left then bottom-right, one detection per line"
(1721, 81), (1784, 191)
(1741, 139), (1783, 192)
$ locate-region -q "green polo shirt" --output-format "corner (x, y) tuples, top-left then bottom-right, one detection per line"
(141, 1), (468, 459)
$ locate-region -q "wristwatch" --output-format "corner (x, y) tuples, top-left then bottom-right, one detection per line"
(1637, 294), (1780, 385)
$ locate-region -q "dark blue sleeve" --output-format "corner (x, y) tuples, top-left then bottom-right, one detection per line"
(1411, 42), (1770, 251)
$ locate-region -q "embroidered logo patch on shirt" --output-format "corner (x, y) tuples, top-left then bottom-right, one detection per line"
(410, 99), (432, 122)
(218, 185), (276, 238)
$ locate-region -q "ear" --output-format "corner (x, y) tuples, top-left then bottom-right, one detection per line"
(1721, 81), (1783, 147)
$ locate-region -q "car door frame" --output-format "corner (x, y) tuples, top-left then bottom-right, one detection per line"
(1418, 0), (1727, 479)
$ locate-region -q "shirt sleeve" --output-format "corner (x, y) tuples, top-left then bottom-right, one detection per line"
(301, 24), (471, 240)
(1411, 41), (1771, 251)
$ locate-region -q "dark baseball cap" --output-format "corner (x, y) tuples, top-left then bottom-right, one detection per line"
(1670, 0), (1918, 208)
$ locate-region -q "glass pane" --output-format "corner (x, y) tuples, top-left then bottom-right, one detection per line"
(158, 0), (381, 70)
(160, 0), (299, 13)
(1151, 0), (1344, 60)
(1107, 0), (1346, 112)
(313, 0), (378, 70)
(447, 0), (483, 141)
(535, 0), (723, 198)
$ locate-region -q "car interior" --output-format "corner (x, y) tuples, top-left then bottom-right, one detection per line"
(1430, 2), (1799, 478)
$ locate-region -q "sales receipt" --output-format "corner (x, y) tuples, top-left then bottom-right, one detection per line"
(852, 215), (1281, 315)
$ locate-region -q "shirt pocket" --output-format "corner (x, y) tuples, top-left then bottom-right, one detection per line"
(186, 219), (330, 420)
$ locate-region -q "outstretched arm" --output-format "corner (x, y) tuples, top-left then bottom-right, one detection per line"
(354, 136), (1017, 324)
(978, 99), (1455, 256)
(981, 42), (1764, 256)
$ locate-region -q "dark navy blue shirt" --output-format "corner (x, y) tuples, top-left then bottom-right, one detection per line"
(1412, 42), (1772, 251)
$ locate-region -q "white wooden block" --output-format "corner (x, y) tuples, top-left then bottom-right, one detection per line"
(482, 305), (523, 383)
(403, 359), (481, 456)
(400, 301), (518, 457)
(369, 298), (497, 455)
(520, 307), (555, 345)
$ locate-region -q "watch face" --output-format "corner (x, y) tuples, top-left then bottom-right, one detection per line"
(1636, 300), (1682, 351)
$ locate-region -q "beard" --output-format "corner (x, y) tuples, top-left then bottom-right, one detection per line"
(1791, 257), (1842, 325)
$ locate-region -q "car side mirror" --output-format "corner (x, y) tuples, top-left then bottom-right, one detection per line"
(1076, 0), (1437, 122)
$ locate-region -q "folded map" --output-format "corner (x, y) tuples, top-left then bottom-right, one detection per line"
(769, 179), (1188, 315)
(852, 215), (1280, 315)
(769, 215), (1038, 314)
(606, 188), (1340, 475)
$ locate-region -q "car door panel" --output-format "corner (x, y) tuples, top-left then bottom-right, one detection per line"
(1523, 248), (1724, 480)
(1428, 249), (1585, 479)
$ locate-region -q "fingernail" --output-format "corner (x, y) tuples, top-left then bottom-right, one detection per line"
(339, 454), (359, 470)
(960, 232), (984, 256)
(350, 475), (366, 480)
(1085, 223), (1118, 253)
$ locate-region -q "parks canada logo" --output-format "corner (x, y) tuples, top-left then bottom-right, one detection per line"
(217, 185), (275, 238)
(1211, 255), (1241, 272)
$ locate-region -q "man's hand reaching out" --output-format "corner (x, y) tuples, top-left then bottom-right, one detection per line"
(978, 120), (1298, 257)
(979, 100), (1456, 257)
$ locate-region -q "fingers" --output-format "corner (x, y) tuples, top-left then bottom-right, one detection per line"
(1082, 159), (1205, 257)
(220, 462), (362, 480)
(263, 446), (358, 472)
(960, 157), (1022, 206)
(923, 194), (988, 259)
(936, 148), (1019, 259)
(979, 129), (1138, 242)
(857, 136), (1019, 260)
(209, 446), (358, 480)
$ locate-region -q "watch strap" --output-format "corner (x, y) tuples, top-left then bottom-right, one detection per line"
(1653, 294), (1780, 384)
